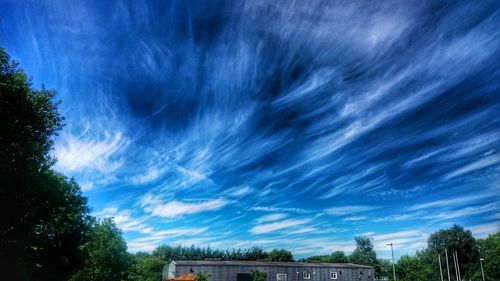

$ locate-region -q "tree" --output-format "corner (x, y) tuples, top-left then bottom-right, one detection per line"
(194, 271), (211, 281)
(349, 236), (380, 278)
(128, 252), (164, 281)
(268, 249), (294, 262)
(0, 48), (90, 281)
(70, 219), (130, 281)
(304, 251), (348, 263)
(251, 269), (267, 281)
(472, 232), (500, 281)
(349, 236), (378, 266)
(329, 251), (348, 263)
(394, 251), (433, 281)
(427, 224), (478, 280)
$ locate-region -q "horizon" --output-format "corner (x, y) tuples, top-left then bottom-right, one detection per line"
(1, 1), (498, 260)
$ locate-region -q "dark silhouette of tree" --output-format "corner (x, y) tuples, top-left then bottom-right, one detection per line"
(0, 48), (90, 281)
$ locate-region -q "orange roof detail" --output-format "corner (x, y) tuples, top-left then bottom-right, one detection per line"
(174, 273), (195, 281)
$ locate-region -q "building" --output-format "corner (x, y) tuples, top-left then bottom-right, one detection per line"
(164, 260), (374, 281)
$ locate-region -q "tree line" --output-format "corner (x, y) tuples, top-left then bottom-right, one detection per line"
(0, 47), (498, 281)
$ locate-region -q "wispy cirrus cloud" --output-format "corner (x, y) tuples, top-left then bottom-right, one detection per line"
(95, 207), (153, 234)
(54, 129), (127, 174)
(326, 206), (378, 216)
(3, 0), (499, 258)
(444, 154), (500, 180)
(250, 219), (311, 234)
(142, 198), (228, 219)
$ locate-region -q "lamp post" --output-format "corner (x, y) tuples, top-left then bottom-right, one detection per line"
(480, 258), (485, 281)
(387, 243), (396, 281)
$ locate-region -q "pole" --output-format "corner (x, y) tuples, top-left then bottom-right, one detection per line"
(452, 251), (459, 281)
(480, 258), (485, 281)
(387, 243), (396, 281)
(438, 254), (444, 281)
(455, 251), (461, 281)
(445, 249), (451, 281)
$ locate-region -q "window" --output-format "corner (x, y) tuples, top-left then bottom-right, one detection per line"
(330, 272), (338, 279)
(277, 273), (287, 281)
(303, 271), (311, 279)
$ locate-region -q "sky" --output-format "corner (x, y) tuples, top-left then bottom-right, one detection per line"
(1, 0), (499, 260)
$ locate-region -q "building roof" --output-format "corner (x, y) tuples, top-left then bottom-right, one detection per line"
(171, 260), (372, 269)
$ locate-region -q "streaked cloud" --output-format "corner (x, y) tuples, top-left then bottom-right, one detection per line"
(143, 198), (228, 218)
(251, 219), (311, 234)
(2, 0), (499, 258)
(326, 206), (378, 216)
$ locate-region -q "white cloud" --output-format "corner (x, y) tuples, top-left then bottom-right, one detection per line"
(325, 205), (378, 216)
(95, 207), (153, 234)
(250, 206), (313, 214)
(131, 167), (161, 185)
(144, 198), (227, 218)
(54, 130), (127, 174)
(250, 219), (310, 234)
(444, 153), (500, 180)
(371, 230), (429, 253)
(425, 202), (500, 221)
(256, 213), (287, 223)
(467, 221), (500, 238)
(225, 185), (253, 197)
(342, 216), (368, 222)
(408, 193), (493, 211)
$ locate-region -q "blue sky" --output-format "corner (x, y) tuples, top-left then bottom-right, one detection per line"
(1, 1), (499, 259)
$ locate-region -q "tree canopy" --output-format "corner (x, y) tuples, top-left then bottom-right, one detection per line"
(0, 47), (90, 281)
(70, 219), (130, 281)
(267, 249), (294, 262)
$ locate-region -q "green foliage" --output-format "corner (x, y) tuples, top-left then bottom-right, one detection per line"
(0, 47), (90, 281)
(349, 236), (381, 278)
(427, 224), (478, 280)
(268, 249), (294, 261)
(194, 271), (211, 281)
(70, 219), (130, 281)
(128, 252), (164, 281)
(304, 251), (348, 263)
(349, 236), (378, 266)
(474, 232), (500, 281)
(394, 251), (433, 281)
(152, 245), (268, 262)
(251, 269), (267, 281)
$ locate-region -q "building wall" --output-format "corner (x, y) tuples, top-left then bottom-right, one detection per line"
(170, 264), (374, 281)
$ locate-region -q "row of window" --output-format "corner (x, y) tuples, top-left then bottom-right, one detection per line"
(276, 271), (338, 280)
(302, 271), (338, 279)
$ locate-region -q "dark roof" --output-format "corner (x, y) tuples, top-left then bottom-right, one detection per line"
(171, 260), (372, 269)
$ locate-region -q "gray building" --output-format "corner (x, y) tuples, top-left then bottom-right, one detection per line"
(164, 260), (374, 281)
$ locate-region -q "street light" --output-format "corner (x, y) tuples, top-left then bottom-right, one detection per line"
(480, 258), (485, 281)
(387, 243), (396, 281)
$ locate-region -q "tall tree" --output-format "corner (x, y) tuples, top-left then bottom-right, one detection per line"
(349, 236), (378, 266)
(427, 224), (478, 280)
(0, 48), (90, 281)
(70, 219), (130, 281)
(349, 236), (380, 277)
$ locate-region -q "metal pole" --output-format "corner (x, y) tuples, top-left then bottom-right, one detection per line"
(480, 258), (485, 281)
(452, 251), (459, 281)
(455, 251), (461, 281)
(438, 254), (444, 281)
(445, 249), (451, 281)
(387, 243), (396, 281)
